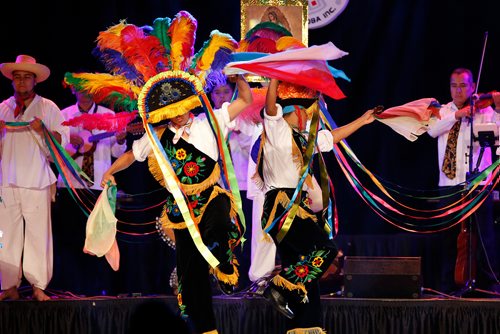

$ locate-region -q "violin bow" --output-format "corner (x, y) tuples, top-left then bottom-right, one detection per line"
(475, 31), (488, 97)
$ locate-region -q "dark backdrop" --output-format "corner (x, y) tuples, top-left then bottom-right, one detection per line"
(1, 0), (498, 295)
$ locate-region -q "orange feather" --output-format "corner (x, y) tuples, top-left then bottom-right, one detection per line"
(168, 11), (197, 71)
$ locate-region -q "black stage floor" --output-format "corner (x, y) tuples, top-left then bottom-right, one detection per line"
(1, 290), (499, 334)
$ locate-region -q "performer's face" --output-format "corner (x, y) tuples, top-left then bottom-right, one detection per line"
(74, 89), (93, 106)
(450, 72), (475, 108)
(210, 83), (234, 109)
(170, 112), (191, 128)
(12, 70), (36, 96)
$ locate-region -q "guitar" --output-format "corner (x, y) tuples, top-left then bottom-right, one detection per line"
(454, 220), (477, 287)
(65, 121), (144, 158)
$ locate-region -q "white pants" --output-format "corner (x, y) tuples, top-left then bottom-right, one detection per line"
(248, 191), (277, 282)
(0, 186), (53, 290)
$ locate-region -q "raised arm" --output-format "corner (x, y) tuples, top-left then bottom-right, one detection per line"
(331, 109), (375, 144)
(265, 78), (279, 117)
(100, 150), (136, 187)
(227, 75), (253, 121)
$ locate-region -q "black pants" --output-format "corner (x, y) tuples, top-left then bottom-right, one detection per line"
(264, 189), (338, 329)
(174, 194), (240, 333)
(438, 187), (498, 292)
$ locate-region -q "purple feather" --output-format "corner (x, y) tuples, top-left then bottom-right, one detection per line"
(210, 48), (232, 71)
(92, 48), (143, 84)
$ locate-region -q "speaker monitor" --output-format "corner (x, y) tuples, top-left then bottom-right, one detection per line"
(343, 256), (422, 298)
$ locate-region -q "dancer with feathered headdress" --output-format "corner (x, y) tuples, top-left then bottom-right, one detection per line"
(72, 11), (253, 334)
(223, 21), (378, 334)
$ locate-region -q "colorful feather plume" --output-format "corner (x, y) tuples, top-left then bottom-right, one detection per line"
(168, 11), (197, 71)
(276, 36), (306, 51)
(151, 17), (172, 54)
(247, 38), (278, 53)
(92, 48), (142, 82)
(190, 30), (238, 85)
(63, 72), (140, 111)
(62, 111), (138, 132)
(244, 22), (292, 41)
(236, 40), (250, 52)
(240, 22), (296, 54)
(93, 21), (146, 83)
(96, 21), (129, 52)
(120, 25), (170, 82)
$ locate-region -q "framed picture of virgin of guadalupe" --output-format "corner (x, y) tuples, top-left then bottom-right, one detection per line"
(240, 0), (309, 46)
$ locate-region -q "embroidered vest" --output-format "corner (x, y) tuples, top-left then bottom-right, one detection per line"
(255, 128), (311, 185)
(150, 127), (221, 224)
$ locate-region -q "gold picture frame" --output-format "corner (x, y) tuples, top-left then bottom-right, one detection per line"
(240, 0), (308, 46)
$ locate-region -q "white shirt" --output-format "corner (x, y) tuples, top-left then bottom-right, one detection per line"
(228, 119), (259, 191)
(133, 102), (235, 166)
(0, 95), (69, 189)
(246, 123), (264, 199)
(56, 103), (127, 190)
(262, 104), (333, 193)
(427, 102), (499, 186)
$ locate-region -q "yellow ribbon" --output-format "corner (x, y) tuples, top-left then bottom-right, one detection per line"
(276, 102), (320, 243)
(143, 119), (220, 268)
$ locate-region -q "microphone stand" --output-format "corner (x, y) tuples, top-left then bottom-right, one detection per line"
(453, 31), (490, 298)
(457, 99), (478, 297)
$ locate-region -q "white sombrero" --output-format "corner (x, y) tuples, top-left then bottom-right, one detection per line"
(0, 54), (50, 82)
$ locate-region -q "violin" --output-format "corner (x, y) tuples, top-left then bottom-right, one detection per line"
(472, 91), (498, 109)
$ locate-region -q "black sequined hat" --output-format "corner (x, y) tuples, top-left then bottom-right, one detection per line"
(138, 70), (206, 123)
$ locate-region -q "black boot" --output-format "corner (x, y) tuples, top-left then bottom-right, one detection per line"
(263, 284), (295, 319)
(216, 280), (235, 296)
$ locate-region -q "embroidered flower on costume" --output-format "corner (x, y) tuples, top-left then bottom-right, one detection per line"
(184, 161), (200, 177)
(284, 249), (331, 284)
(176, 148), (187, 160)
(177, 285), (187, 319)
(177, 292), (183, 306)
(187, 193), (205, 216)
(170, 159), (180, 169)
(312, 256), (324, 267)
(160, 82), (182, 105)
(294, 265), (309, 278)
(172, 207), (181, 216)
(164, 141), (206, 184)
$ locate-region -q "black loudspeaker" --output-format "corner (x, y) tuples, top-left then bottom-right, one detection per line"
(342, 256), (422, 298)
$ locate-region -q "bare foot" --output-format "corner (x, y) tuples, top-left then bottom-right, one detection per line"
(32, 286), (50, 301)
(0, 286), (20, 301)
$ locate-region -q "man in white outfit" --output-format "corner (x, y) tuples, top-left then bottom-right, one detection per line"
(0, 55), (69, 301)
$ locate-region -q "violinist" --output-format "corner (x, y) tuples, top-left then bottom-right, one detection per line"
(427, 68), (499, 294)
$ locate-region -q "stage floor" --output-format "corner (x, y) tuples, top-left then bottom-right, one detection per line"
(1, 290), (499, 334)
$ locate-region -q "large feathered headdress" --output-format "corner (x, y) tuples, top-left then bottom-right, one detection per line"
(63, 11), (238, 122)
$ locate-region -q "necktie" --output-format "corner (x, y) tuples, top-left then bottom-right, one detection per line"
(79, 104), (99, 186)
(82, 153), (94, 186)
(442, 118), (462, 179)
